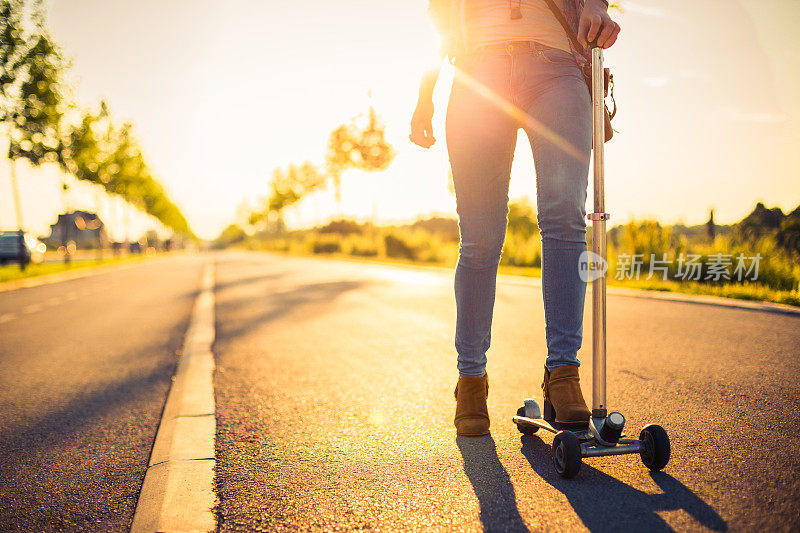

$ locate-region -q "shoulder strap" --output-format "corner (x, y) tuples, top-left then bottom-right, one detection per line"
(542, 0), (585, 54)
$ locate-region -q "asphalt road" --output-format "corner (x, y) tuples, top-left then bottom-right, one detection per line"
(0, 253), (205, 532)
(2, 250), (799, 532)
(213, 250), (800, 532)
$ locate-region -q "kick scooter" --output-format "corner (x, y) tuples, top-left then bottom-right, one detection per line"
(512, 46), (671, 479)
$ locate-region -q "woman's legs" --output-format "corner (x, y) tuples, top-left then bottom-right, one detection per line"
(519, 50), (593, 371)
(446, 46), (591, 378)
(446, 55), (518, 379)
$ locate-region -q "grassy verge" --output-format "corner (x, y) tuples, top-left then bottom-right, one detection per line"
(0, 253), (154, 284)
(607, 276), (800, 307)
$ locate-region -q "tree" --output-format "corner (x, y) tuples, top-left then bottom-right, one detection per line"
(62, 105), (194, 238)
(248, 104), (395, 235)
(2, 0), (67, 237)
(325, 105), (395, 213)
(56, 101), (195, 242)
(706, 208), (716, 241)
(7, 29), (66, 166)
(213, 223), (246, 249)
(2, 0), (196, 250)
(325, 123), (356, 209)
(266, 162), (326, 232)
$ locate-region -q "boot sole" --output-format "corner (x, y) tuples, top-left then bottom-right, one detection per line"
(455, 418), (490, 436)
(456, 430), (490, 437)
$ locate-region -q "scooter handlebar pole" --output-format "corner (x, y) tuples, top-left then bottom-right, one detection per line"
(590, 46), (608, 418)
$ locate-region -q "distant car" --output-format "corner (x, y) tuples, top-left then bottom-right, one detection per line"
(0, 231), (44, 269)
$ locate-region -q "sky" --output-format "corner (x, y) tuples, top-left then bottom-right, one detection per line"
(1, 0), (799, 240)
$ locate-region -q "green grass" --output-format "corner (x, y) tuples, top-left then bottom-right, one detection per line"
(0, 254), (153, 284)
(603, 276), (800, 307)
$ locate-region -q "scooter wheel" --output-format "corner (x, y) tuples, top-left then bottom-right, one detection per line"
(639, 424), (670, 471)
(516, 406), (539, 435)
(552, 430), (582, 478)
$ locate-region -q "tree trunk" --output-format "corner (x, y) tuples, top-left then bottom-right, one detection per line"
(9, 160), (24, 230)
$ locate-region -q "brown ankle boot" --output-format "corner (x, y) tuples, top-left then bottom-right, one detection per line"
(454, 373), (490, 436)
(542, 366), (590, 426)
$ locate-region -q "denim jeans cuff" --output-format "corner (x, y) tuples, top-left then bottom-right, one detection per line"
(458, 370), (487, 379)
(545, 360), (581, 371)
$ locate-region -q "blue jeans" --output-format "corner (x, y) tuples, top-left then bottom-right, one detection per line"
(446, 41), (592, 378)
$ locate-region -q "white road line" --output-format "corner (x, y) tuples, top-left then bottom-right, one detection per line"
(131, 261), (217, 533)
(0, 313), (16, 324)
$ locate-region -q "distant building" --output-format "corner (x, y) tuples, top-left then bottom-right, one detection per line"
(145, 229), (159, 249)
(42, 210), (109, 249)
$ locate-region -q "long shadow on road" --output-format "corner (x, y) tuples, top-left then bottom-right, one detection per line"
(212, 272), (286, 293)
(457, 435), (529, 532)
(520, 435), (727, 532)
(0, 359), (176, 466)
(0, 358), (178, 530)
(214, 279), (366, 345)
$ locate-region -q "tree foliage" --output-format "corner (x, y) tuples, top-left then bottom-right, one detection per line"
(2, 0), (65, 165)
(232, 104), (395, 240)
(1, 0), (194, 238)
(264, 161), (326, 227)
(325, 106), (395, 206)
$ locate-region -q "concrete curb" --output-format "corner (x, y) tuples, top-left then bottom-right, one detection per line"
(130, 262), (217, 533)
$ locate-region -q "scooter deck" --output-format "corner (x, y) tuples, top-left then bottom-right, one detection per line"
(512, 415), (593, 441)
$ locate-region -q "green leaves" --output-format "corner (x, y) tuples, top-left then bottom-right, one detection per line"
(3, 7), (66, 165)
(0, 0), (194, 239)
(256, 105), (396, 230)
(267, 162), (326, 215)
(325, 106), (395, 204)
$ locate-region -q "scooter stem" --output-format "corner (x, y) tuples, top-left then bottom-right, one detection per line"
(589, 46), (608, 419)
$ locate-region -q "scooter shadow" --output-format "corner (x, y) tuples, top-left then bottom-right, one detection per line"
(457, 434), (529, 532)
(520, 435), (727, 532)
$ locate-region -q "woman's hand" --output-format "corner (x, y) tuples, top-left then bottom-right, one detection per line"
(578, 0), (621, 50)
(410, 98), (436, 148)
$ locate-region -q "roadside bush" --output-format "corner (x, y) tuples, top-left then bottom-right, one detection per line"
(410, 217), (460, 242)
(607, 220), (799, 292)
(502, 233), (541, 267)
(318, 219), (366, 235)
(507, 201), (539, 239)
(310, 235), (341, 254)
(340, 234), (380, 257)
(384, 233), (418, 260)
